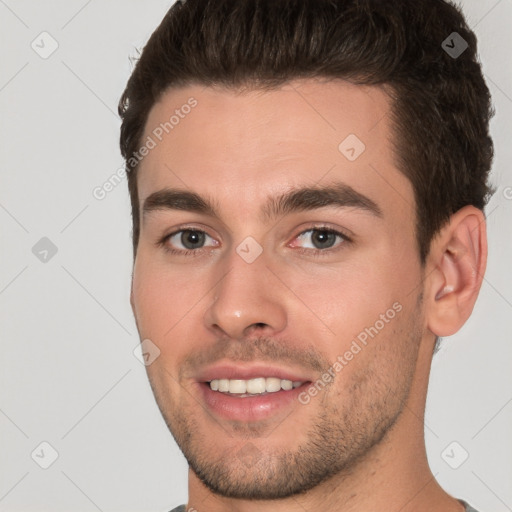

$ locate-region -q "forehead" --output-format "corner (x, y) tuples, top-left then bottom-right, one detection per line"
(136, 79), (413, 224)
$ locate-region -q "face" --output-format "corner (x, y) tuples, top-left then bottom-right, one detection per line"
(131, 79), (426, 499)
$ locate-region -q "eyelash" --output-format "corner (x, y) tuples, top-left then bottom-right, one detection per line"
(156, 225), (352, 258)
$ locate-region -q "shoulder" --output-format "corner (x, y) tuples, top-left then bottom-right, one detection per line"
(168, 506), (186, 512)
(460, 500), (481, 512)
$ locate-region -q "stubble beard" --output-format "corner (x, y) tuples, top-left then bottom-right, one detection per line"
(147, 303), (423, 500)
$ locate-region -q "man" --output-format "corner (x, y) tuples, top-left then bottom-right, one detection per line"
(119, 0), (494, 510)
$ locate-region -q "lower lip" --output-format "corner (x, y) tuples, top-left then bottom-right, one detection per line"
(198, 382), (309, 422)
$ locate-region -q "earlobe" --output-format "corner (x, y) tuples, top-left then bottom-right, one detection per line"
(426, 206), (487, 337)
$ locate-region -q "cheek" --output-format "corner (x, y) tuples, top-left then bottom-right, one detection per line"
(328, 293), (422, 406)
(132, 255), (200, 395)
(282, 249), (421, 378)
(132, 251), (200, 341)
(284, 260), (404, 343)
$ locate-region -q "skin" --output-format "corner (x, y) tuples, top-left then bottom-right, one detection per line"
(130, 79), (487, 512)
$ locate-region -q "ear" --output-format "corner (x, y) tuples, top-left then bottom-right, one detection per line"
(425, 206), (487, 337)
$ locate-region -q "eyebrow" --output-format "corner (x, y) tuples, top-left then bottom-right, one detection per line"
(142, 182), (382, 224)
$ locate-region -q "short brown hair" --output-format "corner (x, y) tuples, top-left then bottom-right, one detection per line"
(119, 0), (495, 263)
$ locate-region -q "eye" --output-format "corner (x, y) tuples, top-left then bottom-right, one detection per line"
(157, 225), (350, 257)
(291, 227), (350, 254)
(159, 229), (217, 255)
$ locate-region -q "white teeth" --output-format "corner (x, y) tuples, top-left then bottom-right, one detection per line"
(228, 379), (247, 394)
(246, 378), (266, 394)
(209, 377), (303, 395)
(218, 379), (229, 392)
(281, 380), (293, 391)
(265, 377), (281, 392)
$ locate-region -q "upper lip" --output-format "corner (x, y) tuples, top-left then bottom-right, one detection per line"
(195, 363), (313, 383)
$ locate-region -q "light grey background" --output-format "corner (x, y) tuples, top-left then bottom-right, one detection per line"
(0, 1), (511, 511)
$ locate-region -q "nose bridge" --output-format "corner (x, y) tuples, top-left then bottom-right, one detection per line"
(204, 241), (287, 339)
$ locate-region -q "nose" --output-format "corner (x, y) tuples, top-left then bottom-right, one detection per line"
(203, 247), (288, 340)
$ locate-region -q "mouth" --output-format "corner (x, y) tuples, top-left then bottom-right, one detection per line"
(194, 365), (312, 422)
